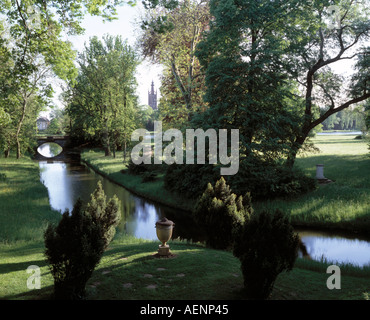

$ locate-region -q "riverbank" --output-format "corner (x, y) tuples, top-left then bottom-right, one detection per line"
(81, 135), (370, 236)
(0, 157), (61, 243)
(80, 149), (196, 212)
(0, 154), (369, 300)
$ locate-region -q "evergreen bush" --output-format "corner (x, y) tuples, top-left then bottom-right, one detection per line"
(233, 209), (300, 300)
(44, 182), (121, 299)
(193, 177), (252, 249)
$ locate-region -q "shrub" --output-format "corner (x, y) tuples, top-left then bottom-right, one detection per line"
(142, 171), (158, 182)
(127, 157), (148, 175)
(44, 182), (121, 299)
(193, 177), (252, 249)
(230, 158), (317, 199)
(84, 181), (121, 249)
(233, 209), (300, 300)
(164, 163), (219, 199)
(164, 159), (316, 201)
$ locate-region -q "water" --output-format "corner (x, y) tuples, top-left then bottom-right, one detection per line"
(316, 131), (362, 135)
(298, 229), (370, 267)
(37, 142), (63, 158)
(39, 153), (202, 242)
(38, 143), (370, 267)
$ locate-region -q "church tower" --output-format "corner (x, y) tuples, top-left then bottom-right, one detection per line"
(148, 80), (158, 110)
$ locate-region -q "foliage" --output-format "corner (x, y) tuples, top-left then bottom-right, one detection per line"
(0, 0), (140, 159)
(321, 106), (366, 131)
(164, 163), (218, 199)
(194, 0), (370, 169)
(138, 0), (210, 128)
(44, 182), (121, 300)
(40, 107), (69, 135)
(164, 159), (316, 201)
(161, 0), (370, 201)
(85, 181), (121, 249)
(233, 209), (300, 300)
(230, 158), (317, 200)
(65, 35), (140, 158)
(192, 177), (252, 249)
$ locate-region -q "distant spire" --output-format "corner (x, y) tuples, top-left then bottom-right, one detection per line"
(151, 80), (155, 94)
(148, 80), (158, 110)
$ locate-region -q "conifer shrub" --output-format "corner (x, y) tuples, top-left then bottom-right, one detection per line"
(164, 163), (219, 199)
(84, 181), (121, 249)
(44, 182), (121, 299)
(164, 160), (316, 201)
(192, 177), (252, 249)
(233, 209), (300, 300)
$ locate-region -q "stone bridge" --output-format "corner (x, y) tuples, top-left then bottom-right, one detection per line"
(34, 135), (70, 160)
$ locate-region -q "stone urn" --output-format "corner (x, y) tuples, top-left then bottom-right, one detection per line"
(155, 218), (175, 256)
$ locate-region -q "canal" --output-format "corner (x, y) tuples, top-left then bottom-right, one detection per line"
(37, 143), (370, 267)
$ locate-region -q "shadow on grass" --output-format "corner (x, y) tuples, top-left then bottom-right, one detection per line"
(0, 258), (48, 275)
(84, 241), (244, 300)
(2, 285), (54, 300)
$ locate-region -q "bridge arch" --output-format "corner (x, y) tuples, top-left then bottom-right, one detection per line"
(35, 136), (70, 160)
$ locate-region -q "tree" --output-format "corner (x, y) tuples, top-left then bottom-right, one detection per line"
(66, 35), (140, 158)
(162, 0), (316, 200)
(138, 0), (210, 127)
(0, 0), (144, 158)
(44, 182), (121, 300)
(195, 0), (370, 169)
(284, 2), (370, 166)
(85, 181), (121, 249)
(233, 210), (300, 300)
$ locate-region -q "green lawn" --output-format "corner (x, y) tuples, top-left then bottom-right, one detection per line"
(0, 134), (369, 300)
(1, 235), (369, 300)
(81, 134), (370, 234)
(254, 135), (370, 234)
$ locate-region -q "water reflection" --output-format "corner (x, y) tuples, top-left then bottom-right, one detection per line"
(298, 230), (370, 267)
(39, 160), (203, 242)
(37, 153), (370, 267)
(37, 142), (63, 158)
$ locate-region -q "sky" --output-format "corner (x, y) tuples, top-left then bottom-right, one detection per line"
(50, 2), (162, 113)
(45, 2), (357, 116)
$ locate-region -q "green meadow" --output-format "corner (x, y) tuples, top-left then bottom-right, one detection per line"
(81, 134), (370, 235)
(0, 134), (369, 300)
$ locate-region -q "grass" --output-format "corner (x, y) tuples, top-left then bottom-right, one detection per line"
(0, 157), (61, 243)
(254, 135), (370, 234)
(81, 149), (195, 212)
(81, 135), (370, 235)
(0, 134), (369, 300)
(1, 235), (369, 300)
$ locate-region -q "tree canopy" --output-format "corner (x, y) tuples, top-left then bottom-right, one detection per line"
(65, 35), (140, 158)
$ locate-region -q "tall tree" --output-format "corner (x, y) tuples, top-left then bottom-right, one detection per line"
(195, 0), (370, 168)
(66, 35), (140, 157)
(0, 0), (148, 158)
(138, 0), (210, 127)
(284, 1), (370, 166)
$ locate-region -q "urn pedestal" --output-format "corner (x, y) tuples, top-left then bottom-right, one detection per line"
(155, 218), (175, 256)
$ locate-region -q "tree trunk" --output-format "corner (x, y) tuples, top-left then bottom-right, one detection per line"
(286, 134), (307, 168)
(16, 99), (27, 159)
(103, 131), (111, 156)
(102, 117), (111, 156)
(123, 139), (127, 162)
(4, 145), (10, 158)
